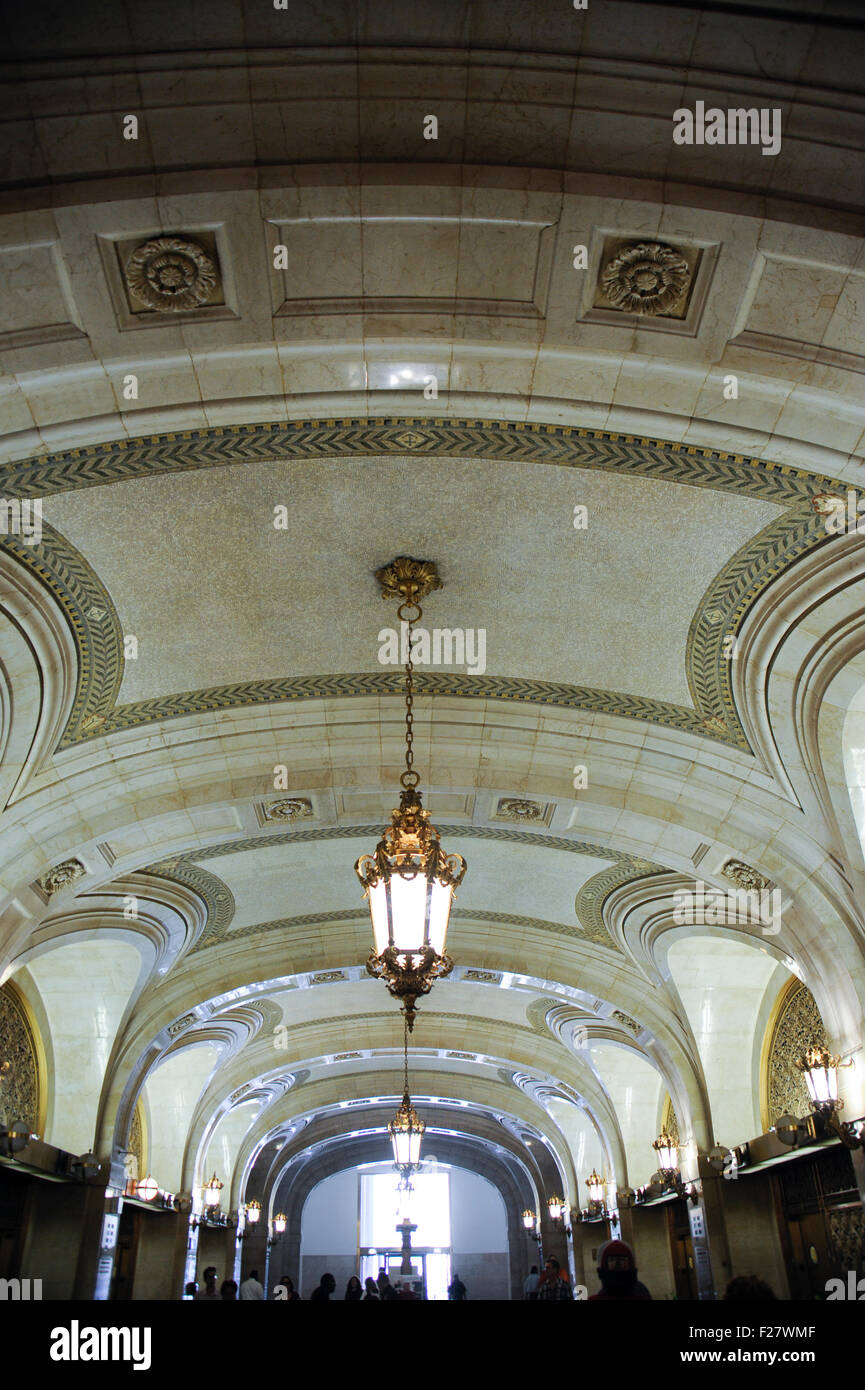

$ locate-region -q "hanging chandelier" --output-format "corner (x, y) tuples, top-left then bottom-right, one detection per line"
(389, 1014), (425, 1187)
(356, 557), (467, 1031)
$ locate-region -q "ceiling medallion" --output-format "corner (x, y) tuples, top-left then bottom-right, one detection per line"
(356, 557), (466, 1032)
(125, 235), (218, 312)
(374, 554), (443, 605)
(36, 858), (85, 898)
(600, 241), (691, 316)
(496, 797), (545, 822)
(721, 859), (774, 892)
(262, 797), (314, 823)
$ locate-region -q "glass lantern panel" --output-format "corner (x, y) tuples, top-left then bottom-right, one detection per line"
(810, 1067), (836, 1104)
(369, 881), (390, 955)
(392, 1128), (412, 1167)
(428, 879), (453, 956)
(389, 874), (428, 952)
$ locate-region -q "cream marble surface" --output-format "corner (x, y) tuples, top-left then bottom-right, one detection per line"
(667, 937), (786, 1144)
(586, 1043), (665, 1186)
(24, 939), (141, 1155)
(547, 1099), (606, 1197)
(43, 455), (779, 709)
(199, 1098), (263, 1194)
(143, 1042), (221, 1193)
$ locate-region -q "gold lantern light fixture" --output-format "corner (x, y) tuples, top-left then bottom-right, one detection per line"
(651, 1133), (699, 1204)
(585, 1168), (606, 1213)
(202, 1172), (224, 1208)
(795, 1045), (845, 1113)
(389, 1012), (426, 1187)
(356, 557), (467, 1033)
(245, 1199), (262, 1225)
(268, 1212), (287, 1248)
(652, 1130), (679, 1178)
(795, 1045), (862, 1149)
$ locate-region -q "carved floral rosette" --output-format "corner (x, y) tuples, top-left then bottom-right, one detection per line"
(600, 241), (691, 316)
(125, 236), (218, 312)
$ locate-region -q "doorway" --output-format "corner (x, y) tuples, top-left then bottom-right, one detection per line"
(668, 1205), (699, 1299)
(111, 1206), (140, 1300)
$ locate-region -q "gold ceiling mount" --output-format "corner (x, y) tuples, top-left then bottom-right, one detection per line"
(374, 556), (443, 606)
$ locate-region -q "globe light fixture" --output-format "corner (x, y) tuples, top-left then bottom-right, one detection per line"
(771, 1112), (806, 1148)
(356, 558), (467, 1032)
(0, 1120), (32, 1157)
(136, 1175), (159, 1202)
(202, 1172), (224, 1208)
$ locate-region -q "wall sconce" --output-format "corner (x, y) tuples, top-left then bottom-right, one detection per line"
(579, 1168), (609, 1220)
(268, 1213), (287, 1248)
(202, 1172), (224, 1209)
(521, 1209), (537, 1232)
(237, 1199), (262, 1241)
(796, 1048), (863, 1150)
(547, 1195), (572, 1237)
(651, 1134), (699, 1204)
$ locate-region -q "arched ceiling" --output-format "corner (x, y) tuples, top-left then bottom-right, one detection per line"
(2, 0), (865, 1214)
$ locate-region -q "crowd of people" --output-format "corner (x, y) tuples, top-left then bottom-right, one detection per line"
(184, 1266), (468, 1300)
(522, 1244), (652, 1300)
(185, 1242), (778, 1301)
(520, 1242), (778, 1301)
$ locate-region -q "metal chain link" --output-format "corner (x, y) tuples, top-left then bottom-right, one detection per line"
(397, 599), (421, 788)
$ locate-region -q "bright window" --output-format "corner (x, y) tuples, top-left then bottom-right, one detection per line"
(361, 1170), (451, 1248)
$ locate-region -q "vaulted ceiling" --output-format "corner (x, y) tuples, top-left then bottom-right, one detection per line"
(2, 0), (865, 1217)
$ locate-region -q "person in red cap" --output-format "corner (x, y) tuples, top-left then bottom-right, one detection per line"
(588, 1239), (651, 1301)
